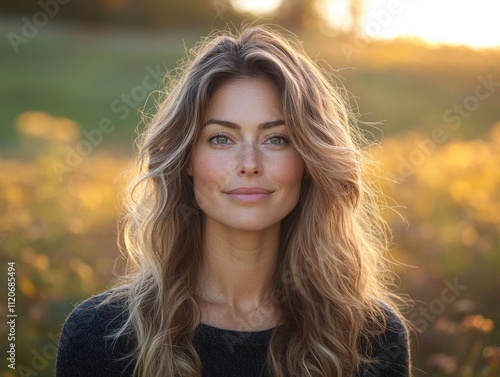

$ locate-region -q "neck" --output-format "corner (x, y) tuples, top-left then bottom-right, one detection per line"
(197, 219), (280, 310)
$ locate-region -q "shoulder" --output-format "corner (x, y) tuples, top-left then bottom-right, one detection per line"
(56, 288), (135, 377)
(361, 301), (412, 377)
(58, 289), (129, 343)
(378, 301), (409, 343)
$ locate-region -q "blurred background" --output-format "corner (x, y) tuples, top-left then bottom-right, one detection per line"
(0, 0), (499, 376)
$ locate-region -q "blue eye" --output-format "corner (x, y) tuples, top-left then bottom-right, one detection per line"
(266, 135), (289, 146)
(208, 133), (231, 145)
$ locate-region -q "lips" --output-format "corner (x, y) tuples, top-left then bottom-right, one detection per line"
(225, 187), (273, 194)
(224, 187), (274, 203)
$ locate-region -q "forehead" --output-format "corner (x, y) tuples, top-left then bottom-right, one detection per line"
(205, 77), (283, 122)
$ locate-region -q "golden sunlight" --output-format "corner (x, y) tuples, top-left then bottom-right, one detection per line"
(16, 111), (80, 142)
(326, 0), (500, 49)
(231, 0), (282, 15)
(236, 0), (500, 49)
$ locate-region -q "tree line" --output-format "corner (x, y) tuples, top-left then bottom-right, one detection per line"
(0, 0), (364, 33)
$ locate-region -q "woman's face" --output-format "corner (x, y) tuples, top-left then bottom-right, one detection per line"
(187, 77), (305, 232)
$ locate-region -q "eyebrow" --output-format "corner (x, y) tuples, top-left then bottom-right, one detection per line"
(204, 119), (285, 130)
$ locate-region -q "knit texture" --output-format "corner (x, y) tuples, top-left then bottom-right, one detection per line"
(56, 290), (411, 376)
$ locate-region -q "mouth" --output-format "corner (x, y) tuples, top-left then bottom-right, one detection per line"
(225, 187), (273, 194)
(224, 187), (274, 203)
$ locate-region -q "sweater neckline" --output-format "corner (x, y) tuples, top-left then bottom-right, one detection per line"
(196, 323), (275, 345)
(199, 322), (276, 333)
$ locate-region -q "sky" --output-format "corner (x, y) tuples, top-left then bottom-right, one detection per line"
(233, 0), (500, 49)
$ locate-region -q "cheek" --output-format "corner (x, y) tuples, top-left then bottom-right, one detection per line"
(270, 153), (304, 189)
(191, 152), (236, 202)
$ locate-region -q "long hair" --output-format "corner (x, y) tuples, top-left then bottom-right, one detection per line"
(109, 25), (404, 376)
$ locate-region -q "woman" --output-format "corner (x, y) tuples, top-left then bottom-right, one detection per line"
(57, 25), (411, 376)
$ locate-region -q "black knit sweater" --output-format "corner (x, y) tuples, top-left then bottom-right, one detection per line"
(56, 291), (411, 376)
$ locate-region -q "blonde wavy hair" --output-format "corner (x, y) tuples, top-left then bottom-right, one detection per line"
(108, 25), (405, 376)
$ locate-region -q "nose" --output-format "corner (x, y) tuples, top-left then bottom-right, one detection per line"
(237, 144), (263, 176)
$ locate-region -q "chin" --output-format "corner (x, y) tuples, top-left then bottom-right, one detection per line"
(207, 214), (283, 233)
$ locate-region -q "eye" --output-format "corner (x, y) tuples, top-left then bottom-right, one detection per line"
(265, 134), (289, 146)
(208, 133), (232, 146)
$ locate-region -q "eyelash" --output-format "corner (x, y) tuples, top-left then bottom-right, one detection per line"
(207, 133), (231, 146)
(266, 134), (290, 145)
(207, 133), (290, 147)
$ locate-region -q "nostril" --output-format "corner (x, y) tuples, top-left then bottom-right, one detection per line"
(239, 169), (260, 175)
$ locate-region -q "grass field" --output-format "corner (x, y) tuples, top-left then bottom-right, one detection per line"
(1, 17), (499, 156)
(0, 18), (199, 155)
